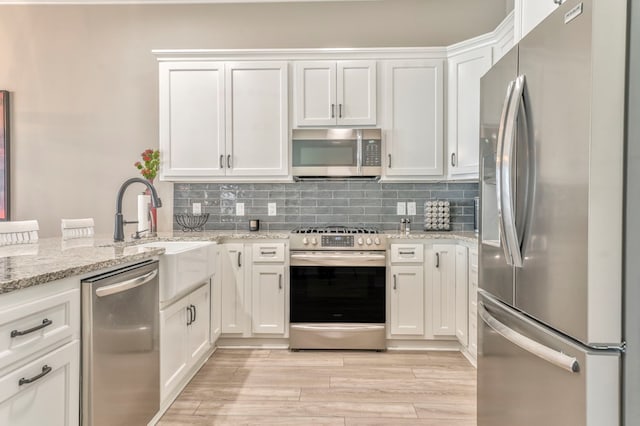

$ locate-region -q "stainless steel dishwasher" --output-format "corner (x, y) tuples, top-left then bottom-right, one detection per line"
(81, 260), (160, 426)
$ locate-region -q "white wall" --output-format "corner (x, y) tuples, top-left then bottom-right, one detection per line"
(0, 0), (507, 237)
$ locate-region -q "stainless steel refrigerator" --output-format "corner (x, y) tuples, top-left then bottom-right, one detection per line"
(477, 0), (636, 424)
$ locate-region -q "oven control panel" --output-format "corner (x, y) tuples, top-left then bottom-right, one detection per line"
(291, 234), (388, 250)
(321, 235), (354, 248)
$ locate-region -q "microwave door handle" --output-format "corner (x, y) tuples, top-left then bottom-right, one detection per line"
(496, 79), (516, 265)
(501, 75), (526, 268)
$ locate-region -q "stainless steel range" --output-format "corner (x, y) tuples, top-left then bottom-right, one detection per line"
(289, 225), (387, 350)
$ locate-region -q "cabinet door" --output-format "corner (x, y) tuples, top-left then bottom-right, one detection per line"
(515, 0), (559, 42)
(389, 265), (425, 336)
(221, 244), (246, 334)
(0, 340), (80, 426)
(225, 62), (289, 176)
(251, 265), (286, 335)
(468, 248), (479, 358)
(455, 245), (469, 346)
(337, 60), (377, 126)
(210, 248), (222, 344)
(159, 61), (225, 180)
(432, 244), (456, 336)
(160, 298), (189, 403)
(384, 60), (445, 177)
(188, 283), (211, 363)
(294, 61), (337, 126)
(448, 46), (492, 179)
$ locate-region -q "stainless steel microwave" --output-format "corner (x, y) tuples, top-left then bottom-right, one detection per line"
(291, 128), (382, 178)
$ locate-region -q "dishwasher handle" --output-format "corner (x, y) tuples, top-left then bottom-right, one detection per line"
(95, 269), (158, 298)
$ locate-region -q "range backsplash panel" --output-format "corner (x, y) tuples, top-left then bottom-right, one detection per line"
(173, 181), (478, 232)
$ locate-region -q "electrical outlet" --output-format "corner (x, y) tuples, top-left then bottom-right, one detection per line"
(236, 202), (245, 216)
(268, 202), (277, 216)
(192, 203), (202, 215)
(397, 202), (406, 215)
(407, 202), (416, 215)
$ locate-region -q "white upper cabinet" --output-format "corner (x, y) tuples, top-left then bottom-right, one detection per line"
(158, 59), (289, 181)
(383, 59), (445, 178)
(225, 62), (289, 177)
(493, 11), (515, 64)
(294, 60), (376, 127)
(447, 46), (493, 179)
(159, 61), (226, 179)
(515, 0), (560, 42)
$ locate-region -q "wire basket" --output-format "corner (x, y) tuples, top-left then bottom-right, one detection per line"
(175, 213), (209, 232)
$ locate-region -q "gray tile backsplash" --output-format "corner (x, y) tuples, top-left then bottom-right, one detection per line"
(173, 181), (479, 232)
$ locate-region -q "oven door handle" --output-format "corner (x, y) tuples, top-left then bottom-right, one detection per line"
(290, 253), (386, 267)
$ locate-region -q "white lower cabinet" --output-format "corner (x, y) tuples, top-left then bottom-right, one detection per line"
(210, 246), (222, 344)
(221, 244), (247, 334)
(468, 247), (479, 360)
(251, 264), (286, 335)
(0, 277), (80, 426)
(431, 244), (457, 336)
(389, 264), (425, 336)
(0, 340), (79, 426)
(455, 245), (469, 346)
(160, 282), (211, 404)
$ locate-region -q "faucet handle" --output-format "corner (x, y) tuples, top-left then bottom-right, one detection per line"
(132, 229), (148, 240)
(123, 220), (139, 225)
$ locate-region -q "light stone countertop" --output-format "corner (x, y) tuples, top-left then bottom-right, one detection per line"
(0, 230), (477, 296)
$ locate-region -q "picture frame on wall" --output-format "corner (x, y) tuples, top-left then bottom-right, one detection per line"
(0, 91), (9, 221)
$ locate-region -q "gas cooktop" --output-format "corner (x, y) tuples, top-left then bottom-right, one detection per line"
(291, 225), (380, 234)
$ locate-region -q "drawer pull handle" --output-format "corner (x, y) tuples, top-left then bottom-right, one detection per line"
(398, 251), (415, 255)
(435, 253), (440, 268)
(278, 274), (283, 290)
(19, 365), (52, 386)
(11, 318), (53, 338)
(261, 251), (277, 255)
(186, 306), (193, 326)
(393, 274), (397, 290)
(238, 252), (242, 267)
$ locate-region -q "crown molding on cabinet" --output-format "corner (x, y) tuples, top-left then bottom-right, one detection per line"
(447, 10), (514, 57)
(0, 0), (378, 3)
(152, 47), (450, 62)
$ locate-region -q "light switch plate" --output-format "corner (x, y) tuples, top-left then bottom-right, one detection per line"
(397, 202), (406, 215)
(407, 202), (416, 215)
(236, 202), (245, 216)
(268, 202), (277, 216)
(192, 203), (202, 215)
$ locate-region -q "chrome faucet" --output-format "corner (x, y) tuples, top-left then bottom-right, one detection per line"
(114, 178), (162, 242)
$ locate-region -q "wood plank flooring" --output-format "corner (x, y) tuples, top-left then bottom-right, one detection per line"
(158, 349), (477, 425)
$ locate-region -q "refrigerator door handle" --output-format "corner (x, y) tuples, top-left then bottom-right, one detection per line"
(479, 301), (580, 373)
(500, 75), (526, 268)
(496, 79), (516, 264)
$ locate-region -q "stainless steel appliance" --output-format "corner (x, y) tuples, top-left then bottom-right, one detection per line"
(81, 260), (160, 426)
(289, 225), (387, 350)
(292, 129), (382, 178)
(478, 0), (633, 424)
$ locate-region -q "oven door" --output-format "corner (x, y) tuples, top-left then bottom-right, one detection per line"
(289, 251), (386, 323)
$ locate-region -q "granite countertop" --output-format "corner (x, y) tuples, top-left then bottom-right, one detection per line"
(0, 230), (477, 296)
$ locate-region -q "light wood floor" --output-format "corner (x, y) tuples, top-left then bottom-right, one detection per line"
(158, 349), (477, 425)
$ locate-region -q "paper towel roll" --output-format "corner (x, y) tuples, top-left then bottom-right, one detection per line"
(137, 194), (151, 233)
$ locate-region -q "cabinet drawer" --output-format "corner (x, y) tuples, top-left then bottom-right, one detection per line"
(252, 243), (285, 263)
(390, 244), (424, 263)
(0, 289), (79, 371)
(0, 340), (79, 426)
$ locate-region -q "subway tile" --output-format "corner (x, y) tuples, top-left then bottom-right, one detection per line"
(333, 190), (365, 199)
(332, 207), (365, 215)
(301, 191), (332, 199)
(350, 198), (382, 207)
(301, 207), (332, 215)
(323, 199), (349, 207)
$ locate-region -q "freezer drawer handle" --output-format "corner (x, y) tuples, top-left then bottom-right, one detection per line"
(11, 318), (53, 338)
(19, 365), (52, 386)
(479, 302), (579, 373)
(95, 269), (158, 298)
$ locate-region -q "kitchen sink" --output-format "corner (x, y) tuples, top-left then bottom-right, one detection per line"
(140, 240), (216, 305)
